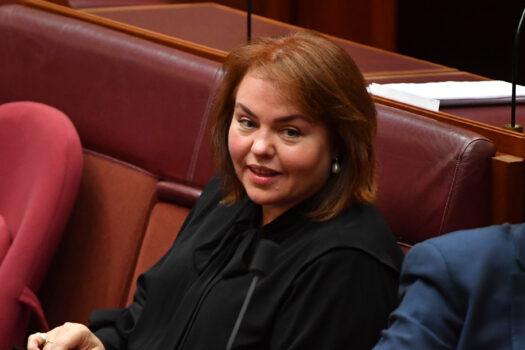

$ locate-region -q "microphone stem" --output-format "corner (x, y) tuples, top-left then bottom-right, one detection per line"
(247, 0), (252, 43)
(511, 7), (525, 127)
(226, 275), (259, 350)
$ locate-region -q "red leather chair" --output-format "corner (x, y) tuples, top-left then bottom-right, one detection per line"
(0, 101), (83, 349)
(375, 104), (495, 249)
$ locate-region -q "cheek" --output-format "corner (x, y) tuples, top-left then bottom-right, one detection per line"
(281, 146), (331, 174)
(227, 127), (244, 167)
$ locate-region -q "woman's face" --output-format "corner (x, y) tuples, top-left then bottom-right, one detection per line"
(228, 72), (332, 224)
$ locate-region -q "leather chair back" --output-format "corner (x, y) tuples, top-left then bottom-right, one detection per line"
(375, 104), (495, 246)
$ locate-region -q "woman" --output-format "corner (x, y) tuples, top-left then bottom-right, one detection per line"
(28, 30), (403, 350)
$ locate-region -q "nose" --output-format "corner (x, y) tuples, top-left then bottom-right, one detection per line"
(250, 130), (275, 158)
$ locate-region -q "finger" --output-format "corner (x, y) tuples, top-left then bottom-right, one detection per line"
(27, 332), (46, 350)
(42, 339), (62, 350)
(43, 323), (94, 350)
(43, 328), (63, 350)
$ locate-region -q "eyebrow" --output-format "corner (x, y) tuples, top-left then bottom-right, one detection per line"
(234, 102), (310, 124)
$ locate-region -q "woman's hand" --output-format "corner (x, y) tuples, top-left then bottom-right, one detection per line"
(27, 322), (105, 350)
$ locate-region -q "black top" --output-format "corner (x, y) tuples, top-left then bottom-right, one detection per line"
(90, 177), (403, 350)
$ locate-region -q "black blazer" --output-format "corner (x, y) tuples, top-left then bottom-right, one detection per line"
(90, 177), (403, 350)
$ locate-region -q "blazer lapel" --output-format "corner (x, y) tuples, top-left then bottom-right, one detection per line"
(511, 224), (525, 350)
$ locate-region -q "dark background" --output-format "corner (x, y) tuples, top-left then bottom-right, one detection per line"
(397, 1), (525, 84)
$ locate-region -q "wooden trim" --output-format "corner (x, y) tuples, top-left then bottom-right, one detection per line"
(365, 70), (486, 81)
(48, 0), (69, 5)
(364, 68), (459, 80)
(491, 154), (525, 223)
(85, 3), (201, 13)
(20, 0), (228, 62)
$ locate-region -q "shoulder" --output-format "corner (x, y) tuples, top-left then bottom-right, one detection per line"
(412, 223), (518, 261)
(195, 176), (222, 209)
(185, 176), (234, 223)
(298, 248), (398, 281)
(176, 176), (247, 240)
(403, 223), (523, 289)
(282, 247), (400, 310)
(296, 203), (403, 274)
(333, 203), (403, 272)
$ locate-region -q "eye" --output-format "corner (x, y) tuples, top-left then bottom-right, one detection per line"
(282, 127), (301, 138)
(238, 117), (256, 129)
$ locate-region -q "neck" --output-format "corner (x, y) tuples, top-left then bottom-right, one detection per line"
(261, 205), (289, 226)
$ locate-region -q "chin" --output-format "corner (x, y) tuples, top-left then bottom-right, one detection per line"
(246, 194), (275, 206)
(245, 189), (280, 206)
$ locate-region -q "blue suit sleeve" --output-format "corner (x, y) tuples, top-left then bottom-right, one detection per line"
(373, 241), (465, 350)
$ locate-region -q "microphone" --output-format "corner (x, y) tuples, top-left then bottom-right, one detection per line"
(507, 6), (525, 132)
(246, 0), (253, 43)
(226, 239), (279, 350)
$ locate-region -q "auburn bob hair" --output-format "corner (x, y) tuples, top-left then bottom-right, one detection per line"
(209, 30), (377, 221)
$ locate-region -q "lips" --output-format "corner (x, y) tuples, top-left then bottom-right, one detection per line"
(247, 164), (280, 177)
(246, 165), (281, 186)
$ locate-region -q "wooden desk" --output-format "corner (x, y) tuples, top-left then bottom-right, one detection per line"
(82, 3), (453, 76)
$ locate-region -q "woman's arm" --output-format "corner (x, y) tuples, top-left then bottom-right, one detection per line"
(269, 248), (399, 350)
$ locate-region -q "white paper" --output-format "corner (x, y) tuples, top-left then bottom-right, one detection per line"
(368, 80), (525, 108)
(367, 83), (440, 111)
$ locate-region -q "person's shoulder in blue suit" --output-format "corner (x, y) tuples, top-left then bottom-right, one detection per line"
(374, 223), (525, 350)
